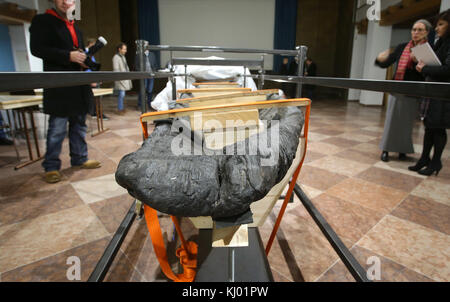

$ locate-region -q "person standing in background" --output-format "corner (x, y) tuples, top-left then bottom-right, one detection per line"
(30, 0), (101, 184)
(280, 57), (298, 98)
(411, 10), (450, 176)
(303, 58), (317, 100)
(375, 19), (432, 162)
(113, 43), (132, 115)
(135, 44), (157, 111)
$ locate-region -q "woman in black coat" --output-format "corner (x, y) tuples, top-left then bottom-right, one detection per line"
(411, 9), (450, 176)
(375, 19), (431, 162)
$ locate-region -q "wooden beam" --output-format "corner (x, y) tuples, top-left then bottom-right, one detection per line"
(141, 99), (310, 123)
(380, 0), (441, 26)
(177, 89), (279, 105)
(0, 3), (37, 25)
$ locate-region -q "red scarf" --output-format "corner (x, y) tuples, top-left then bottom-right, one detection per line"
(394, 39), (426, 81)
(46, 9), (79, 48)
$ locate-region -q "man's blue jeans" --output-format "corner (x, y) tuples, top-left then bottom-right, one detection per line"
(42, 115), (88, 172)
(138, 78), (154, 109)
(118, 90), (126, 111)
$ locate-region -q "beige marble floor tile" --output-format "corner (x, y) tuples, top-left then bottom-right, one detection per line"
(318, 245), (434, 282)
(260, 211), (340, 282)
(306, 142), (345, 155)
(71, 174), (128, 204)
(307, 132), (331, 142)
(112, 127), (143, 138)
(411, 180), (450, 207)
(306, 156), (371, 177)
(361, 126), (384, 133)
(312, 194), (385, 245)
(326, 178), (408, 214)
(298, 184), (323, 200)
(336, 133), (375, 143)
(350, 142), (381, 156)
(374, 161), (428, 179)
(0, 205), (109, 273)
(358, 215), (450, 282)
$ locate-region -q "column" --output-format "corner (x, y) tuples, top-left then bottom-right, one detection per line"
(348, 28), (367, 101)
(359, 20), (392, 106)
(441, 0), (450, 12)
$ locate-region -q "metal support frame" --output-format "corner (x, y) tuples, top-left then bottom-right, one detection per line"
(136, 40), (147, 114)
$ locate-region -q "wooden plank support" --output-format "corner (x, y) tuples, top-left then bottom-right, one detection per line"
(177, 87), (251, 98)
(178, 89), (279, 107)
(193, 82), (241, 89)
(141, 99), (309, 123)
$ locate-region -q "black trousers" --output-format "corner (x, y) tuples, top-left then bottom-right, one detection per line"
(419, 127), (448, 167)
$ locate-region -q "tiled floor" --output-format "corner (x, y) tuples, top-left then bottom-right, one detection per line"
(0, 97), (449, 282)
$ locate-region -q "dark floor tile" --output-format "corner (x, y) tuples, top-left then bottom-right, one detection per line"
(298, 165), (348, 191)
(0, 185), (84, 226)
(392, 195), (450, 235)
(357, 167), (424, 193)
(89, 194), (135, 234)
(1, 237), (111, 282)
(312, 194), (385, 245)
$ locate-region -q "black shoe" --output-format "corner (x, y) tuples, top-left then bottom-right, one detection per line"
(0, 137), (13, 146)
(381, 151), (389, 162)
(418, 163), (443, 176)
(399, 153), (407, 160)
(408, 158), (431, 172)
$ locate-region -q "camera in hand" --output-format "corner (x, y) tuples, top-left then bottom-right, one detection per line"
(84, 36), (108, 71)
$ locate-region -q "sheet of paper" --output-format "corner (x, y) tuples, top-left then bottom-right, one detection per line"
(411, 42), (442, 66)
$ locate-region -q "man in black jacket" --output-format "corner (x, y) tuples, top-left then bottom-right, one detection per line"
(30, 0), (101, 184)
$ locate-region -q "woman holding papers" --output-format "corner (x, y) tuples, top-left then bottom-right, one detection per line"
(411, 10), (450, 176)
(375, 19), (432, 163)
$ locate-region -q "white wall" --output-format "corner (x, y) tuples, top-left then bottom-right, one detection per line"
(390, 28), (411, 47)
(9, 24), (43, 72)
(158, 0), (275, 70)
(442, 0), (450, 11)
(4, 0), (39, 10)
(348, 30), (367, 101)
(360, 20), (392, 106)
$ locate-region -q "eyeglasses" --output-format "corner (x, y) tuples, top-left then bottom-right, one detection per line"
(411, 28), (426, 32)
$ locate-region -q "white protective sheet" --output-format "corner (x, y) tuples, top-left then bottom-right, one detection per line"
(152, 56), (259, 111)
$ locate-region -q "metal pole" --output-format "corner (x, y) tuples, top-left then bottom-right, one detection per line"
(296, 46), (308, 98)
(136, 40), (147, 114)
(169, 51), (177, 100)
(184, 65), (188, 89)
(228, 248), (235, 282)
(259, 55), (265, 90)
